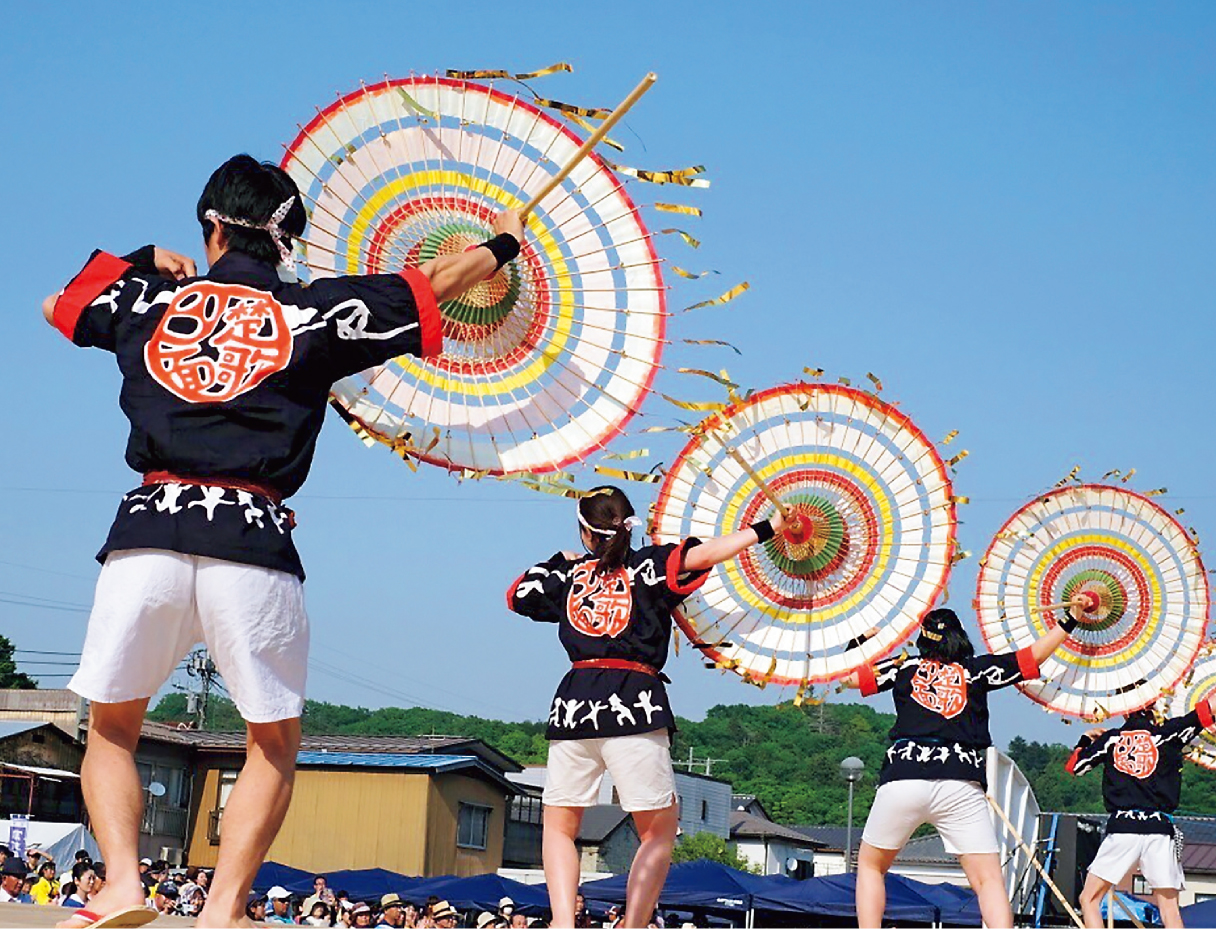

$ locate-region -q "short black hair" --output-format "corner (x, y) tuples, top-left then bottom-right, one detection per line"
(74, 850), (92, 862)
(197, 154), (307, 265)
(916, 608), (976, 663)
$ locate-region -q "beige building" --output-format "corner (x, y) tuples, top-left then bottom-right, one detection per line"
(139, 723), (521, 875)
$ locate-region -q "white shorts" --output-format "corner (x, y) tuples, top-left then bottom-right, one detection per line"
(862, 779), (1000, 856)
(1088, 833), (1184, 891)
(69, 550), (309, 723)
(544, 730), (676, 812)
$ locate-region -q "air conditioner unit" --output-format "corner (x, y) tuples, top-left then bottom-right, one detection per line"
(159, 847), (184, 867)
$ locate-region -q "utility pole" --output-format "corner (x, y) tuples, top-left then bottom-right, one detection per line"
(184, 649), (218, 729)
(672, 746), (729, 777)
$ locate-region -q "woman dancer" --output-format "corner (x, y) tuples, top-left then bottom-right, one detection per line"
(842, 606), (1080, 928)
(508, 486), (783, 928)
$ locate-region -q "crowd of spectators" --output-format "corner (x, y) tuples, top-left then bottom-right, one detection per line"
(0, 851), (677, 927)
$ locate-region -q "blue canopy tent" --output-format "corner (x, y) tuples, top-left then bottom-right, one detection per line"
(578, 860), (770, 915)
(413, 873), (551, 913)
(1102, 891), (1160, 926)
(751, 872), (939, 924)
(1181, 897), (1216, 927)
(901, 879), (981, 926)
(252, 862), (315, 895)
(253, 863), (427, 902)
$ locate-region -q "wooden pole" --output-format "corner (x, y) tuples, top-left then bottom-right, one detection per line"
(986, 795), (1084, 928)
(1106, 891), (1114, 929)
(1112, 890), (1146, 929)
(1028, 598), (1085, 616)
(720, 443), (792, 521)
(519, 72), (657, 219)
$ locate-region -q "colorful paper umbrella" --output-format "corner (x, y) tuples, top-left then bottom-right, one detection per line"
(650, 381), (958, 690)
(281, 75), (665, 475)
(1165, 646), (1216, 770)
(976, 484), (1208, 721)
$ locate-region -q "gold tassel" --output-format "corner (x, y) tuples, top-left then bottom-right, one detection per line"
(942, 429), (959, 445)
(610, 162), (711, 188)
(678, 368), (738, 389)
(445, 62), (573, 80)
(684, 338), (741, 355)
(660, 228), (701, 249)
(866, 372), (884, 393)
(655, 203), (703, 216)
(683, 281), (750, 312)
(594, 466), (663, 484)
(662, 394), (726, 412)
(670, 266), (720, 280)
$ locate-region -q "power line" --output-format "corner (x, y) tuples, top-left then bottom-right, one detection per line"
(15, 649), (83, 657)
(0, 596), (89, 614)
(0, 558), (97, 582)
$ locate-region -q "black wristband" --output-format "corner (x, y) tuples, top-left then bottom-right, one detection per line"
(478, 233), (521, 271)
(751, 519), (776, 543)
(1059, 614), (1079, 633)
(122, 244), (157, 272)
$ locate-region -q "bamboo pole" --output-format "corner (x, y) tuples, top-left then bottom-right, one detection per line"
(986, 795), (1084, 928)
(520, 72), (657, 219)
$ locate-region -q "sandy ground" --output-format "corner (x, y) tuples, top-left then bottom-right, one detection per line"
(0, 903), (197, 928)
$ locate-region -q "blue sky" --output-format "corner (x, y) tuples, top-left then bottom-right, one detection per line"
(0, 2), (1213, 751)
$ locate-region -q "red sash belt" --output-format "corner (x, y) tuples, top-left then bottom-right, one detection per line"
(143, 471), (285, 507)
(571, 659), (659, 677)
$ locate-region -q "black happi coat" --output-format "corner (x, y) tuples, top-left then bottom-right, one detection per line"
(1066, 704), (1215, 835)
(52, 250), (441, 579)
(508, 540), (707, 740)
(860, 648), (1041, 787)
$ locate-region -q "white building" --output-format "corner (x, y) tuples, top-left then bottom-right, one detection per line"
(729, 811), (822, 878)
(507, 766), (731, 839)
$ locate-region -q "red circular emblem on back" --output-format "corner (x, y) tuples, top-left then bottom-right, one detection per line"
(566, 561), (633, 638)
(1112, 731), (1159, 779)
(144, 282), (293, 403)
(910, 661), (969, 719)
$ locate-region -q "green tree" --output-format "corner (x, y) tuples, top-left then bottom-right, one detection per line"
(670, 831), (758, 873)
(0, 635), (37, 689)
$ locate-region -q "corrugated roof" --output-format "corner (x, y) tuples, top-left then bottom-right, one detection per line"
(0, 763), (80, 780)
(294, 751), (518, 794)
(297, 752), (473, 770)
(790, 825), (852, 852)
(895, 834), (954, 865)
(1183, 842), (1216, 873)
(0, 720), (50, 740)
(578, 805), (633, 844)
(140, 722), (522, 772)
(730, 812), (826, 847)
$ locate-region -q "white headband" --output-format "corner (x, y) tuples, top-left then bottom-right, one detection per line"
(577, 506), (643, 537)
(205, 195), (297, 271)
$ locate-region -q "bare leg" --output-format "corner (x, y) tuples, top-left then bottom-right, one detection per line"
(855, 842), (899, 928)
(57, 700), (150, 928)
(197, 718), (301, 928)
(958, 852), (1014, 929)
(622, 804), (678, 929)
(1154, 887), (1182, 929)
(1079, 872), (1116, 929)
(543, 806), (586, 928)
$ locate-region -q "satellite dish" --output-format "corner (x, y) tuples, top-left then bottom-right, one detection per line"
(786, 857), (799, 871)
(148, 782), (167, 798)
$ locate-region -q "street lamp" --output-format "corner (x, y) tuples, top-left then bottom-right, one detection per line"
(840, 757), (865, 873)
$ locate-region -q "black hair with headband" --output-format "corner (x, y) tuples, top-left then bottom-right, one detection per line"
(578, 486), (643, 576)
(916, 608), (976, 663)
(197, 154), (307, 267)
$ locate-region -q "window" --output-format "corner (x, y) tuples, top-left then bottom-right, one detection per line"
(457, 803), (491, 850)
(701, 800), (709, 821)
(208, 771), (239, 844)
(510, 795), (543, 825)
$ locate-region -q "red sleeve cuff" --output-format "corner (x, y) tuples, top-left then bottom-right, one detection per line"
(1016, 647), (1041, 681)
(53, 251), (131, 341)
(505, 573), (526, 612)
(1199, 701), (1215, 730)
(1064, 747), (1081, 775)
(858, 664), (878, 697)
(665, 539), (709, 595)
(400, 268), (443, 358)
